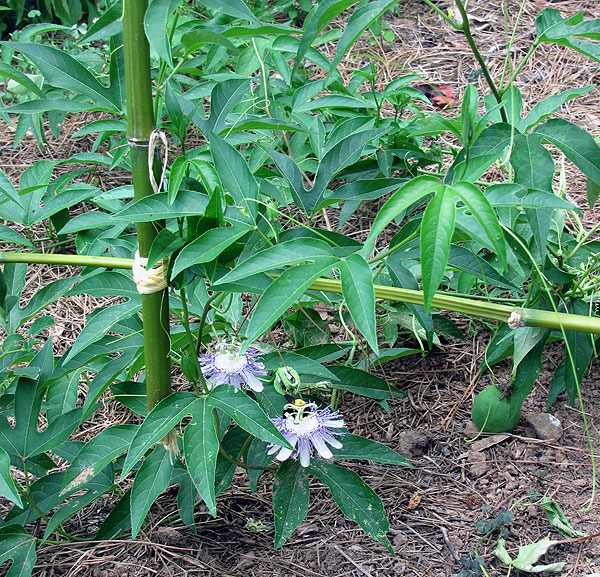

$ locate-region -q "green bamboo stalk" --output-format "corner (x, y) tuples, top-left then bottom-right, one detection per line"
(123, 0), (172, 414)
(3, 251), (600, 335)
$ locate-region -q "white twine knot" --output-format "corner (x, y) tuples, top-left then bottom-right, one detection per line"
(507, 310), (524, 330)
(132, 251), (168, 295)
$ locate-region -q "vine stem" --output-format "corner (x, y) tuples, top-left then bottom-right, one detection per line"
(454, 0), (508, 123)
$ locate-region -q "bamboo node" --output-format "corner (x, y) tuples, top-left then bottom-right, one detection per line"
(132, 251), (168, 294)
(127, 137), (149, 147)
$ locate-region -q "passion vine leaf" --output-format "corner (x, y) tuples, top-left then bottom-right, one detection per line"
(0, 447), (23, 507)
(420, 186), (456, 312)
(3, 42), (120, 111)
(122, 392), (199, 477)
(130, 444), (174, 539)
(361, 175), (443, 257)
(242, 257), (339, 348)
(308, 459), (393, 553)
(213, 238), (335, 286)
(331, 433), (412, 467)
(339, 253), (378, 354)
(184, 397), (219, 517)
(272, 460), (310, 549)
(535, 118), (600, 184)
(170, 221), (252, 278)
(207, 385), (291, 447)
(62, 425), (137, 493)
(0, 524), (37, 577)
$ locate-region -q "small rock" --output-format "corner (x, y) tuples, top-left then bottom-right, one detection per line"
(525, 412), (563, 441)
(396, 430), (431, 458)
(467, 450), (489, 478)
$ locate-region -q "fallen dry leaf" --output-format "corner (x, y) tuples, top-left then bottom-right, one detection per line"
(414, 83), (455, 108)
(407, 491), (422, 510)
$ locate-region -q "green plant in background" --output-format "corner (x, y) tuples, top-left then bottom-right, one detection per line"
(0, 0), (600, 573)
(0, 0), (108, 37)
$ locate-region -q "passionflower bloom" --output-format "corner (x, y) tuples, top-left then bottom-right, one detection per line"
(199, 341), (266, 392)
(267, 399), (345, 467)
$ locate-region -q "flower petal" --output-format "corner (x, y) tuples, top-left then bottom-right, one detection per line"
(243, 370), (264, 392)
(311, 434), (333, 459)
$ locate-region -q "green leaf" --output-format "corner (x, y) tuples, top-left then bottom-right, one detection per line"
(52, 0), (82, 25)
(549, 300), (595, 406)
(110, 190), (209, 222)
(246, 438), (273, 492)
(144, 0), (181, 68)
(523, 86), (595, 131)
(43, 469), (114, 543)
(326, 0), (398, 82)
(292, 0), (356, 75)
(536, 8), (600, 63)
(327, 365), (403, 400)
(181, 29), (237, 55)
(536, 496), (586, 538)
(448, 246), (517, 290)
(207, 385), (291, 447)
(95, 490), (132, 540)
(451, 181), (506, 267)
(493, 536), (565, 573)
(214, 238), (335, 286)
(171, 221), (251, 278)
(167, 155), (189, 205)
(122, 392), (199, 477)
(4, 42), (120, 111)
(361, 175), (442, 257)
(146, 228), (185, 269)
(262, 350), (339, 384)
(111, 381), (148, 416)
(77, 2), (123, 44)
(207, 78), (250, 134)
(0, 447), (23, 507)
(339, 254), (378, 354)
(331, 433), (412, 467)
(243, 257), (339, 347)
(62, 425), (137, 493)
(309, 127), (388, 213)
(448, 123), (513, 184)
(0, 525), (36, 577)
(272, 460), (310, 549)
(308, 460), (392, 553)
(11, 277), (75, 329)
(0, 223), (33, 248)
(511, 133), (554, 191)
(130, 444), (174, 539)
(587, 177), (600, 209)
(0, 62), (43, 97)
(535, 118), (600, 184)
(208, 131), (258, 219)
(420, 187), (456, 312)
(197, 0), (258, 23)
(64, 301), (140, 364)
(184, 398), (219, 516)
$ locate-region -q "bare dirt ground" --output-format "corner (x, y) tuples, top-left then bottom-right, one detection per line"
(1, 0), (599, 575)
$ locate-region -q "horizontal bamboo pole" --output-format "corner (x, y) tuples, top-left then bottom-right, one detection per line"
(2, 251), (600, 335)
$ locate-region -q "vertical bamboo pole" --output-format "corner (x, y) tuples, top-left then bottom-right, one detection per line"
(123, 0), (172, 412)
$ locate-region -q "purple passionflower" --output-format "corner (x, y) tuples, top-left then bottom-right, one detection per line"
(199, 341), (266, 392)
(267, 400), (345, 467)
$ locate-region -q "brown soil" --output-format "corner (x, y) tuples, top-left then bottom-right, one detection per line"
(1, 0), (600, 575)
